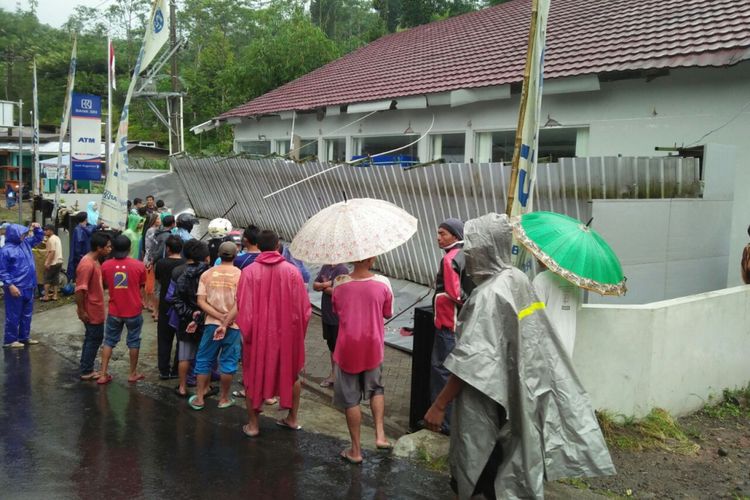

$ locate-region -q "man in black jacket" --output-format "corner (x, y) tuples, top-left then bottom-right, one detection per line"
(171, 240), (210, 397)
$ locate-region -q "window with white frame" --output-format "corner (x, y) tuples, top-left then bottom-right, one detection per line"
(325, 138), (346, 163)
(275, 139), (290, 156)
(475, 128), (583, 163)
(351, 135), (420, 164)
(431, 133), (465, 163)
(297, 139), (318, 159)
(236, 140), (270, 156)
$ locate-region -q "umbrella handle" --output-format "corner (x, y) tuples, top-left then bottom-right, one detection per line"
(585, 217), (594, 228)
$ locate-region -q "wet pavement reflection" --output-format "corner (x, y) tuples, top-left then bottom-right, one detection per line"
(0, 345), (451, 499)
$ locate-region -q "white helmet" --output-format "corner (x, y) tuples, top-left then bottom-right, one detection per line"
(207, 217), (233, 238)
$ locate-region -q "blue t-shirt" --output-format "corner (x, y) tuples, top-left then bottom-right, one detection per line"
(234, 251), (259, 270)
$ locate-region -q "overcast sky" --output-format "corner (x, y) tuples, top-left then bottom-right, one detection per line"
(0, 0), (111, 28)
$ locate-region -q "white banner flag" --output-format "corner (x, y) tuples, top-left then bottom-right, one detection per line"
(100, 0), (170, 230)
(53, 37), (77, 209)
(99, 48), (145, 230)
(141, 0), (170, 73)
(508, 0), (550, 273)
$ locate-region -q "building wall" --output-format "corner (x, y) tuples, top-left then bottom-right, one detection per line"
(231, 62), (750, 166)
(574, 286), (750, 418)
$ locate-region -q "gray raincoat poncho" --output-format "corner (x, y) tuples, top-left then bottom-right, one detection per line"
(444, 213), (615, 499)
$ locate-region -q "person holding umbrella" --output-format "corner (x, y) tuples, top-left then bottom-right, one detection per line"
(289, 197), (418, 462)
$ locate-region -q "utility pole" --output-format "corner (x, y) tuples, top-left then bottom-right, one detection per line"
(169, 0), (180, 154)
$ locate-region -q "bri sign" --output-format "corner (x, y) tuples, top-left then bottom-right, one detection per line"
(71, 92), (102, 180)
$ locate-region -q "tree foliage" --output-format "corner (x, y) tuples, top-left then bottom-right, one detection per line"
(1, 0), (506, 154)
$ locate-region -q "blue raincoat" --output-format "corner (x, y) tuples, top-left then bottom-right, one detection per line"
(67, 222), (96, 281)
(0, 224), (44, 344)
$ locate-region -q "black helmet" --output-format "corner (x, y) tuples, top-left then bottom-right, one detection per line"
(176, 212), (197, 232)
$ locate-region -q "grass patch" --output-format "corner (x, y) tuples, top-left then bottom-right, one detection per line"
(597, 408), (699, 455)
(414, 444), (450, 473)
(701, 386), (750, 420)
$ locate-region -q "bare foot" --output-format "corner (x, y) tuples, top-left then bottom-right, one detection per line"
(340, 449), (363, 464)
(376, 440), (393, 450)
(242, 424), (259, 437)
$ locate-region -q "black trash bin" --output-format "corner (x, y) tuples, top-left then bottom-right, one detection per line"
(409, 305), (435, 431)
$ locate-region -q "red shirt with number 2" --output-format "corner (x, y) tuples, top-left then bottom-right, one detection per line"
(101, 257), (146, 318)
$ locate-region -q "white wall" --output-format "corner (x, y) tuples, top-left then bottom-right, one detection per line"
(574, 286), (750, 418)
(588, 198), (733, 305)
(231, 62), (750, 166)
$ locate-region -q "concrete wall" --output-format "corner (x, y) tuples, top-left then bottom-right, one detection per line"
(574, 286), (750, 418)
(588, 198), (733, 305)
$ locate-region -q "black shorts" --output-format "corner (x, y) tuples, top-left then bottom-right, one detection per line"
(44, 263), (62, 285)
(322, 322), (338, 353)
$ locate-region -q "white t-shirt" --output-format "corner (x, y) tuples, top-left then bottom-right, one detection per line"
(533, 270), (581, 357)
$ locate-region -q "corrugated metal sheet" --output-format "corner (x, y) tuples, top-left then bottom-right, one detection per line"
(173, 157), (700, 286)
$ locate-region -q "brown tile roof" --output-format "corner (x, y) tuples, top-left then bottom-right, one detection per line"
(220, 0), (750, 118)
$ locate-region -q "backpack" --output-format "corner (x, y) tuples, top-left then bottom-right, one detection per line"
(151, 228), (173, 265)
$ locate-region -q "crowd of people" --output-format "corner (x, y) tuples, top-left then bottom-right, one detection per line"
(0, 193), (396, 464)
(1, 194), (620, 497)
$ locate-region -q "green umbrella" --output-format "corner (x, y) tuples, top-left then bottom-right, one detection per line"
(511, 211), (627, 295)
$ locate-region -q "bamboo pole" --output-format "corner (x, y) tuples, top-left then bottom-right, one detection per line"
(505, 0), (540, 216)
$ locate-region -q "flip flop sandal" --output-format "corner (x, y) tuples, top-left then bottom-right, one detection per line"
(218, 398), (236, 409)
(128, 374), (146, 383)
(376, 443), (394, 451)
(97, 374), (113, 385)
(340, 450), (363, 465)
(188, 395), (204, 411)
(205, 386), (220, 398)
(232, 390), (246, 399)
(275, 419), (302, 431)
(80, 372), (100, 381)
(319, 379), (334, 388)
(174, 386), (189, 398)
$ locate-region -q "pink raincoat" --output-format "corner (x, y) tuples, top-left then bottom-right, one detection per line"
(236, 251), (311, 411)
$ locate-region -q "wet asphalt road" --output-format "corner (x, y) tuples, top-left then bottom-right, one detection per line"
(0, 344), (451, 500)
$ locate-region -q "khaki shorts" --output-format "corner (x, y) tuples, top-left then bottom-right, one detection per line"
(333, 364), (384, 409)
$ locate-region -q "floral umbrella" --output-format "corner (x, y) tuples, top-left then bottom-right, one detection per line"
(290, 198), (418, 264)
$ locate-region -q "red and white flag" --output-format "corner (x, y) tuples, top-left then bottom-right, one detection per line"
(109, 38), (116, 90)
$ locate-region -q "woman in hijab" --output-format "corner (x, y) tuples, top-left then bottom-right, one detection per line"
(86, 201), (100, 226)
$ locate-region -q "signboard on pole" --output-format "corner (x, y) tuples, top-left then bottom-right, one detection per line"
(0, 102), (13, 127)
(70, 93), (102, 180)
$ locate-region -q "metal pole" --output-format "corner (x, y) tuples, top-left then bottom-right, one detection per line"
(505, 0), (539, 216)
(18, 99), (23, 224)
(169, 0), (180, 153)
(179, 94), (184, 155)
(106, 35), (112, 184)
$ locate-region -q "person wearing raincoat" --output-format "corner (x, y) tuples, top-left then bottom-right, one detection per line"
(424, 213), (615, 500)
(1, 223), (45, 347)
(123, 213), (145, 260)
(86, 201), (100, 226)
(67, 212), (96, 282)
